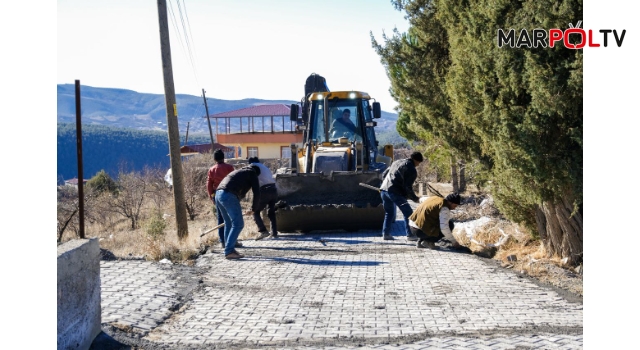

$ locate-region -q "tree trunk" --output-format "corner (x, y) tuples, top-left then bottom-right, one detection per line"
(450, 156), (459, 192)
(534, 196), (583, 266)
(57, 208), (79, 243)
(458, 159), (466, 192)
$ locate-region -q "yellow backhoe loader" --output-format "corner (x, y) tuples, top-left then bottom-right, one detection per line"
(274, 73), (394, 232)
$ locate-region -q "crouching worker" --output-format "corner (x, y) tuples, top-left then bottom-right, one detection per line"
(215, 165), (261, 260)
(408, 192), (471, 253)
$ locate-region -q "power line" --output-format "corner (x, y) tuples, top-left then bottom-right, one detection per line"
(171, 0), (199, 87)
(180, 0), (198, 73)
(165, 0), (208, 142)
(167, 1), (186, 54)
(175, 0), (194, 67)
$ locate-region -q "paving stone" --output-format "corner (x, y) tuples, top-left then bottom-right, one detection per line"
(99, 213), (582, 349)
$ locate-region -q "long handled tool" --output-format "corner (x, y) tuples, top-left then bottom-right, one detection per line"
(361, 181), (444, 199)
(426, 183), (444, 198)
(200, 223), (225, 237)
(358, 183), (381, 192)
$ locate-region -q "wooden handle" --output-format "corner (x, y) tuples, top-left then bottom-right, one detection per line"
(200, 222), (225, 237)
(358, 183), (381, 192)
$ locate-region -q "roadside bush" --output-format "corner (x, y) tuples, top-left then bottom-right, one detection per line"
(108, 166), (161, 230)
(145, 209), (166, 238)
(86, 170), (118, 195)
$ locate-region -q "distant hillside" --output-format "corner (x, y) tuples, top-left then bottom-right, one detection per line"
(57, 84), (401, 134)
(57, 84), (300, 135)
(57, 123), (211, 184)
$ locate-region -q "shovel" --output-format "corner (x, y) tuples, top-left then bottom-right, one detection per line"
(200, 223), (225, 238)
(358, 183), (381, 192)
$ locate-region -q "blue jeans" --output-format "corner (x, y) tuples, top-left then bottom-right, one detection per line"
(215, 189), (244, 256)
(213, 197), (225, 244)
(381, 190), (414, 237)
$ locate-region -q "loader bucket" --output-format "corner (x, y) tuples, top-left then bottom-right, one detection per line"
(274, 171), (384, 232)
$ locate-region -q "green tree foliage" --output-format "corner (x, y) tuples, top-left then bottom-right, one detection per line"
(86, 170), (118, 195)
(371, 0), (487, 181)
(373, 0), (582, 262)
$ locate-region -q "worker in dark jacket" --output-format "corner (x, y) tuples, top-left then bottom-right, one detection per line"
(379, 151), (423, 240)
(248, 157), (279, 240)
(215, 165), (261, 260)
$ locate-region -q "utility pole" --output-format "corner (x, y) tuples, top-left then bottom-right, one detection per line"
(157, 0), (188, 238)
(75, 80), (85, 239)
(202, 89), (216, 152)
(184, 122), (190, 145)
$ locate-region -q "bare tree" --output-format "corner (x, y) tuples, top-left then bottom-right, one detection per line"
(57, 185), (100, 242)
(57, 186), (79, 242)
(182, 156), (210, 220)
(108, 167), (157, 229)
(144, 168), (171, 211)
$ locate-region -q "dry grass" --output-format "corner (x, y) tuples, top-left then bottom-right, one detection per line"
(440, 186), (582, 295)
(450, 215), (583, 295)
(79, 182), (540, 268)
(78, 192), (266, 263)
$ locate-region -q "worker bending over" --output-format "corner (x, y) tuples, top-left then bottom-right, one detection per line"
(409, 192), (470, 252)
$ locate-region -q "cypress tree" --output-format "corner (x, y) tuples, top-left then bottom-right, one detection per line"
(373, 0), (583, 264)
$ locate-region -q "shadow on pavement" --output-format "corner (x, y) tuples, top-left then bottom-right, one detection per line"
(268, 256), (387, 266)
(89, 331), (130, 350)
(319, 238), (374, 245)
(245, 242), (372, 250)
(245, 246), (354, 253)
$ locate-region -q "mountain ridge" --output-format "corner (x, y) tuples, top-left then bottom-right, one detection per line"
(57, 84), (400, 135)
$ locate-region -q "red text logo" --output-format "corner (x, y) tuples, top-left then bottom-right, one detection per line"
(497, 22), (626, 49)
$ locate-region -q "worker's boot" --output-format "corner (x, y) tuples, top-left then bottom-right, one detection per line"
(417, 240), (436, 249)
(255, 231), (270, 241)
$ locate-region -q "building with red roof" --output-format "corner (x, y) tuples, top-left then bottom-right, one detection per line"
(205, 104), (303, 160)
(179, 142), (235, 158)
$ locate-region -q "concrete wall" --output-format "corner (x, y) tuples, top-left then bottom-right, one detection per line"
(57, 238), (101, 350)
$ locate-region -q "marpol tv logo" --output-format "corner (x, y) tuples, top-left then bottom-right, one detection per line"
(497, 21), (626, 49)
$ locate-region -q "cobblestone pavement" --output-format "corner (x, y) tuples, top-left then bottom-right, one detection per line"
(98, 217), (583, 349)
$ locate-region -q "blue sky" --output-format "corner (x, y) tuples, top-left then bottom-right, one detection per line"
(57, 0), (409, 111)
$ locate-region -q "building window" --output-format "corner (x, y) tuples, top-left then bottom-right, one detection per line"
(247, 147), (258, 158)
(281, 146), (291, 159)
